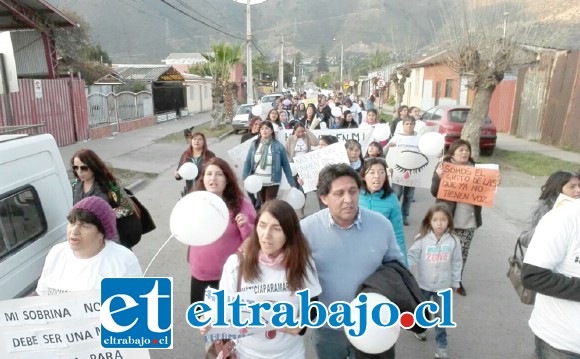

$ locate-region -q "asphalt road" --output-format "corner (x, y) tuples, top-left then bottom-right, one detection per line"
(132, 132), (538, 359)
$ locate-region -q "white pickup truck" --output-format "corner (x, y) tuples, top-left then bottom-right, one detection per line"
(0, 134), (71, 300)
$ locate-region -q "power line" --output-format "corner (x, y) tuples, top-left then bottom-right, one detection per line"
(158, 0), (244, 41)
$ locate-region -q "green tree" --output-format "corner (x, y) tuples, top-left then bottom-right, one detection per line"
(199, 42), (243, 129)
(53, 11), (113, 83)
(252, 54), (275, 80)
(315, 73), (333, 89)
(83, 44), (112, 65)
(317, 46), (329, 73)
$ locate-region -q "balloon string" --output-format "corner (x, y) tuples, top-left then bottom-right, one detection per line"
(144, 235), (174, 276)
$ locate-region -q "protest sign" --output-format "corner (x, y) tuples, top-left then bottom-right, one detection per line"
(0, 291), (149, 359)
(227, 128), (374, 181)
(386, 147), (439, 188)
(436, 162), (500, 207)
(293, 143), (349, 193)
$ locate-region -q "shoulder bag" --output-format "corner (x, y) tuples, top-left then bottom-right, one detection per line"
(507, 239), (536, 305)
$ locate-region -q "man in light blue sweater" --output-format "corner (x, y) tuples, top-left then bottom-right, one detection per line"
(300, 163), (405, 359)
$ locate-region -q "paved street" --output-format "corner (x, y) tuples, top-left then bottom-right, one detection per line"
(54, 113), (580, 358)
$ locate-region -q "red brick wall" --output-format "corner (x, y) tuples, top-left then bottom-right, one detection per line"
(424, 64), (460, 102)
(118, 116), (157, 133)
(89, 125), (113, 140)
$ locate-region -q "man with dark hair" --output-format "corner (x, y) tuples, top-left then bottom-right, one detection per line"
(300, 163), (405, 359)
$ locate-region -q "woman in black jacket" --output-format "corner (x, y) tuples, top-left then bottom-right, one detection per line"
(431, 139), (482, 296)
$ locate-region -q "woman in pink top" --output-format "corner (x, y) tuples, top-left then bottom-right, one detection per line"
(188, 157), (257, 303)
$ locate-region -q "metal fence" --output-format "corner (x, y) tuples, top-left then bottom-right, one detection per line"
(87, 91), (153, 128)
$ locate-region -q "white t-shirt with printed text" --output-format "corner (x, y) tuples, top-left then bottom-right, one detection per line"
(219, 254), (322, 359)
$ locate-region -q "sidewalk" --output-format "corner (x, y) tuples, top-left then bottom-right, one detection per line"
(58, 114), (579, 188)
(59, 112), (214, 180)
(496, 133), (580, 165)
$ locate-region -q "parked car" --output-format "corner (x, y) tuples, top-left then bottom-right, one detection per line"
(260, 93), (284, 116)
(231, 104), (254, 133)
(421, 105), (497, 156)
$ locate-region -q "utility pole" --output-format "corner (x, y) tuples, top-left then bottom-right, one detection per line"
(278, 34), (284, 92)
(234, 0), (268, 104)
(245, 0), (254, 104)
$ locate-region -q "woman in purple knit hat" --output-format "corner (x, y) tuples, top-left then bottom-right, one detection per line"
(35, 196), (142, 295)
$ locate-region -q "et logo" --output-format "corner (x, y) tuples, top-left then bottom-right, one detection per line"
(100, 278), (173, 349)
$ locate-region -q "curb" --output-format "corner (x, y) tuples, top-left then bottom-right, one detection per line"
(126, 179), (147, 193)
(217, 130), (235, 142)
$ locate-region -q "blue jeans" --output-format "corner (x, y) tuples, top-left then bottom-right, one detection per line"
(391, 184), (415, 218)
(421, 290), (447, 349)
(312, 327), (356, 359)
(535, 336), (580, 359)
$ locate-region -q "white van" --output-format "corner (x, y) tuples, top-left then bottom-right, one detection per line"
(0, 134), (71, 300)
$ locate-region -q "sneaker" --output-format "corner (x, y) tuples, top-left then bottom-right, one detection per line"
(403, 217), (409, 226)
(414, 332), (427, 341)
(435, 347), (450, 358)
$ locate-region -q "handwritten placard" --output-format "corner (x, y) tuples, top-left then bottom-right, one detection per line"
(0, 291), (149, 358)
(386, 147), (439, 189)
(293, 143), (350, 193)
(436, 162), (500, 207)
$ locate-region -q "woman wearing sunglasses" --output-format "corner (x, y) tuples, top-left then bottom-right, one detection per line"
(70, 149), (142, 249)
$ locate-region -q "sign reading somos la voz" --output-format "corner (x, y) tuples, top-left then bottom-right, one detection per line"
(0, 290), (149, 359)
(436, 162), (500, 208)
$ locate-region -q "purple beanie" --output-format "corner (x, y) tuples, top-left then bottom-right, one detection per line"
(73, 196), (117, 239)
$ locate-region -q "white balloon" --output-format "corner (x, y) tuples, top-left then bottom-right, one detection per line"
(289, 162), (298, 177)
(244, 175), (263, 194)
(251, 105), (262, 116)
(418, 132), (445, 156)
(328, 102), (336, 109)
(319, 122), (328, 130)
(284, 188), (305, 209)
(169, 191), (229, 246)
(331, 107), (342, 118)
(372, 124), (391, 142)
(178, 162), (199, 180)
(345, 293), (400, 354)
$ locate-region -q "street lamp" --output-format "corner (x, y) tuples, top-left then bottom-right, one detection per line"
(233, 0), (267, 105)
(333, 38), (343, 87)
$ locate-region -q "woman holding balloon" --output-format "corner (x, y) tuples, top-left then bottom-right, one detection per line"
(204, 200), (321, 359)
(175, 132), (215, 196)
(243, 121), (296, 204)
(187, 157), (257, 303)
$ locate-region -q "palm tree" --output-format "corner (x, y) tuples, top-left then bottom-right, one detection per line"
(200, 42), (242, 129)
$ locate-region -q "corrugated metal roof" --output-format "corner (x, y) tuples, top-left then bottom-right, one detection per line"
(115, 66), (171, 81)
(0, 0), (76, 30)
(162, 53), (207, 65)
(114, 65), (185, 81)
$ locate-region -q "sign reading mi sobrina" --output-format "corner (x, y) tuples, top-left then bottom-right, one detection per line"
(437, 162), (500, 208)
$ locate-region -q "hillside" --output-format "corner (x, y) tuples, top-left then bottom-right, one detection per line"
(47, 0), (579, 64)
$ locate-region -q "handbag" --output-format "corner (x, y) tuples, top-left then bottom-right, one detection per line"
(124, 188), (156, 234)
(206, 252), (243, 359)
(507, 239), (536, 305)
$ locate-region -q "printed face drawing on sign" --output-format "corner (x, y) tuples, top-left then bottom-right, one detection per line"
(393, 150), (429, 180)
(386, 147), (439, 189)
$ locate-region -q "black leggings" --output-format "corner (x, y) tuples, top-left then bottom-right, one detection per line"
(190, 276), (220, 304)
